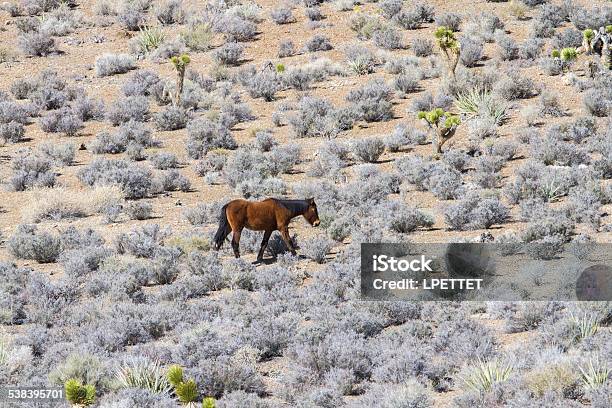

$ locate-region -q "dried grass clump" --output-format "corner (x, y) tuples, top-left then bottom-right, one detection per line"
(22, 186), (122, 222)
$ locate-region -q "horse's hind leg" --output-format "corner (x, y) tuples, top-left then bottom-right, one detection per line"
(257, 230), (272, 263)
(231, 227), (243, 258)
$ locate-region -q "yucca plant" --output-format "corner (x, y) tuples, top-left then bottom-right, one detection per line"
(167, 364), (184, 388)
(176, 379), (199, 405)
(202, 397), (216, 408)
(461, 360), (513, 392)
(455, 88), (508, 125)
(579, 358), (610, 390)
(115, 358), (173, 394)
(65, 379), (96, 407)
(137, 26), (166, 54)
(417, 108), (461, 154)
(539, 177), (565, 202)
(455, 89), (482, 116)
(435, 26), (460, 77)
(348, 56), (375, 75)
(170, 54), (191, 106)
(570, 313), (599, 342)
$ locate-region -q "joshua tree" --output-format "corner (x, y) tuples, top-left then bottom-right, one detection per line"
(65, 379), (95, 407)
(170, 54), (191, 106)
(582, 28), (612, 76)
(435, 26), (460, 77)
(417, 108), (461, 154)
(561, 47), (578, 66)
(176, 380), (199, 406)
(591, 26), (612, 69)
(551, 47), (578, 73)
(167, 364), (211, 408)
(583, 29), (595, 55)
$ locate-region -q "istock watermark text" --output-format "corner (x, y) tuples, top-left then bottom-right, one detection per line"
(372, 254), (433, 272)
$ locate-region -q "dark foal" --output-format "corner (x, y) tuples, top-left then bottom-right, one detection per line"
(213, 198), (320, 262)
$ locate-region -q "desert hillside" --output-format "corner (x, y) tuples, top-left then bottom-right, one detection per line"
(0, 0), (611, 407)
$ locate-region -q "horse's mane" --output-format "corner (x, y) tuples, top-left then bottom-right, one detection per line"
(273, 198), (309, 214)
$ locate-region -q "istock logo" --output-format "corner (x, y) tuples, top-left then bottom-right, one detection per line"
(372, 254), (433, 272)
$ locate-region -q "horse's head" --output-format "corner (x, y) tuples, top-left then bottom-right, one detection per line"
(304, 198), (320, 227)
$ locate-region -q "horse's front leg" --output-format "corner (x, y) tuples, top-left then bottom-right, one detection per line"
(232, 228), (243, 258)
(256, 230), (273, 263)
(280, 226), (297, 256)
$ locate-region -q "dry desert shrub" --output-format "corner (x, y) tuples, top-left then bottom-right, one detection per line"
(22, 185), (123, 223)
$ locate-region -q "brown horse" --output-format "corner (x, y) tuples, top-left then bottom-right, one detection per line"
(213, 198), (320, 261)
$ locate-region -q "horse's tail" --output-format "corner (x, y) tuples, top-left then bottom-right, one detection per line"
(213, 204), (231, 250)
